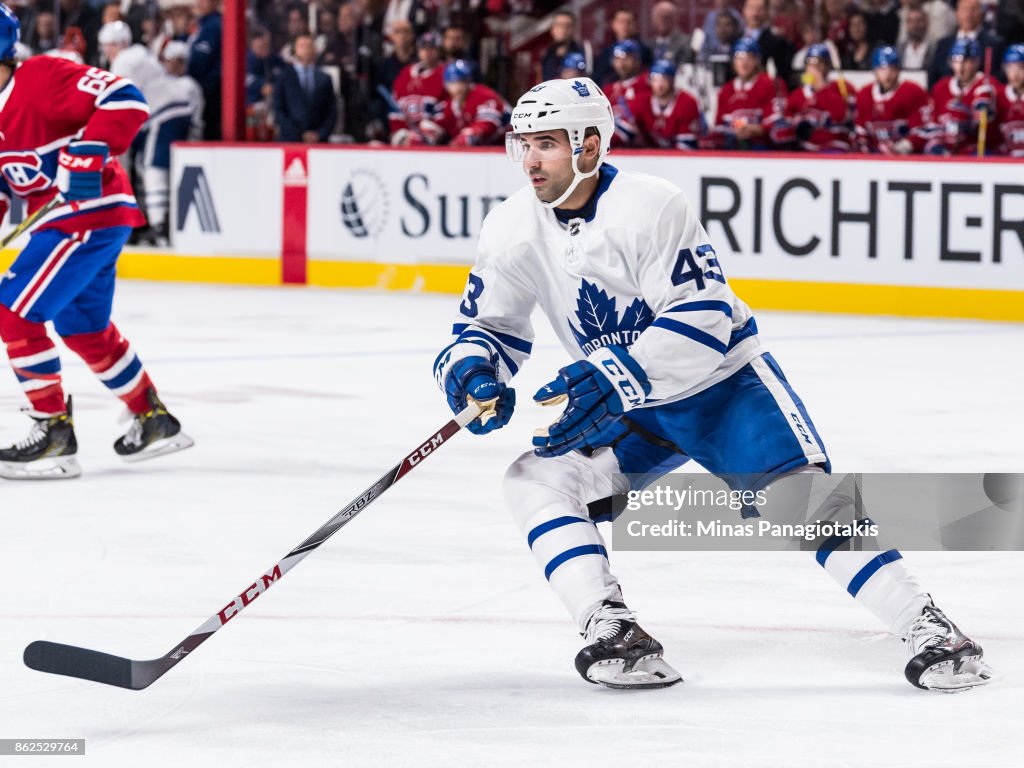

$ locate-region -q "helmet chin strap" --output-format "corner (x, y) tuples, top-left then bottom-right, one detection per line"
(541, 151), (603, 209)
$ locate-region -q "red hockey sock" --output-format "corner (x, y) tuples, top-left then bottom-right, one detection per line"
(61, 323), (155, 414)
(0, 304), (66, 414)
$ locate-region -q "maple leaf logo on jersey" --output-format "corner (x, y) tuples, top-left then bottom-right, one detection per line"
(568, 280), (653, 356)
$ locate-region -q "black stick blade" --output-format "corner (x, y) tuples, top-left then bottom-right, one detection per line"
(24, 641), (135, 689)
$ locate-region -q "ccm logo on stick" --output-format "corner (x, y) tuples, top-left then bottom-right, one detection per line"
(407, 432), (446, 466)
(218, 565), (283, 624)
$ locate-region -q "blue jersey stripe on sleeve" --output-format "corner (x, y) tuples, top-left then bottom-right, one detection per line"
(652, 317), (728, 354)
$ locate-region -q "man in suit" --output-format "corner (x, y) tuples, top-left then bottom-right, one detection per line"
(929, 0), (1002, 88)
(274, 33), (338, 143)
(741, 0), (794, 86)
(899, 6), (936, 71)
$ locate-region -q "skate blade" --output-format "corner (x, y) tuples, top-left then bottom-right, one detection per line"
(919, 655), (995, 693)
(585, 655), (683, 690)
(0, 455), (82, 481)
(118, 432), (195, 464)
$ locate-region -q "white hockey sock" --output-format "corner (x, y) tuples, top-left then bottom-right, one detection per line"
(504, 449), (625, 632)
(817, 547), (930, 637)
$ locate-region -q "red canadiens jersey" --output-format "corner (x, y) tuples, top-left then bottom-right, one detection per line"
(714, 73), (786, 149)
(607, 73), (652, 146)
(389, 62), (445, 136)
(427, 83), (510, 147)
(854, 80), (929, 153)
(928, 74), (1000, 155)
(632, 91), (702, 149)
(997, 84), (1024, 156)
(781, 82), (856, 151)
(0, 56), (148, 234)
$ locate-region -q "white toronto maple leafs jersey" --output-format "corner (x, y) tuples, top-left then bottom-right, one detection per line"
(434, 164), (763, 406)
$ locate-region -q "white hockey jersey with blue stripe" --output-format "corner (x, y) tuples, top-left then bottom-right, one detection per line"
(434, 164), (763, 406)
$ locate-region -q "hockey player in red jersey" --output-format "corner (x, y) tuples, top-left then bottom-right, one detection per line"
(854, 46), (930, 154)
(926, 38), (999, 156)
(996, 44), (1024, 157)
(389, 31), (445, 146)
(630, 59), (702, 150)
(772, 44), (856, 152)
(604, 40), (651, 147)
(712, 37), (786, 151)
(0, 5), (191, 480)
(421, 60), (510, 147)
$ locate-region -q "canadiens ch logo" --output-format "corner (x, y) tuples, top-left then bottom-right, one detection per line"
(0, 151), (52, 195)
(568, 280), (653, 356)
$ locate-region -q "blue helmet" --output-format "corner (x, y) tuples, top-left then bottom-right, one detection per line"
(649, 59), (676, 79)
(443, 59), (473, 84)
(612, 39), (641, 59)
(732, 37), (761, 57)
(0, 3), (19, 61)
(1005, 44), (1024, 66)
(871, 46), (900, 69)
(806, 43), (831, 65)
(949, 37), (981, 61)
(561, 52), (587, 74)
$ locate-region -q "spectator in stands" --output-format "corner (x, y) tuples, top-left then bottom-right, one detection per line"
(700, 0), (744, 62)
(281, 4), (311, 62)
(378, 18), (416, 91)
(593, 7), (652, 86)
(898, 7), (935, 70)
(700, 8), (743, 65)
(863, 0), (900, 47)
(247, 27), (286, 106)
(152, 0), (193, 55)
(606, 39), (652, 146)
(389, 30), (445, 145)
(823, 0), (853, 52)
(713, 37), (785, 150)
(632, 59), (703, 149)
(742, 0), (794, 84)
(319, 1), (358, 71)
(100, 2), (121, 26)
(189, 0), (222, 140)
(441, 24), (481, 81)
(930, 0), (1003, 88)
(560, 52), (589, 79)
(423, 59), (509, 146)
(648, 1), (693, 67)
(541, 10), (585, 82)
(23, 9), (57, 54)
(274, 33), (338, 143)
(842, 12), (874, 70)
(769, 0), (805, 49)
(774, 43), (856, 151)
(383, 0), (432, 37)
(898, 0), (955, 47)
(58, 0), (102, 64)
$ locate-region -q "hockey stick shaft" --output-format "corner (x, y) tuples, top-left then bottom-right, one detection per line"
(978, 47), (992, 157)
(0, 197), (63, 249)
(24, 400), (487, 689)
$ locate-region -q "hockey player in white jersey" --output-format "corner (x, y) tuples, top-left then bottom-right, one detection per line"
(99, 21), (199, 243)
(433, 77), (994, 692)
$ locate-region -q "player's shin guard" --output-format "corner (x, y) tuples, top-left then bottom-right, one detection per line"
(0, 305), (66, 415)
(504, 451), (623, 632)
(61, 323), (155, 414)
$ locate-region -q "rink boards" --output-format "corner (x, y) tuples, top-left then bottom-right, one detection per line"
(3, 145), (1024, 321)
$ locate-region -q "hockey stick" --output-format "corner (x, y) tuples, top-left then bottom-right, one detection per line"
(0, 196), (63, 249)
(978, 46), (993, 157)
(24, 399), (491, 690)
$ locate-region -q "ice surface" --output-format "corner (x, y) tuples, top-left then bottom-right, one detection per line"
(1, 282), (1022, 767)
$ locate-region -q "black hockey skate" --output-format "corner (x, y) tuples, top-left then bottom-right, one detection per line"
(0, 397), (81, 480)
(114, 389), (194, 462)
(904, 601), (994, 692)
(574, 600), (682, 689)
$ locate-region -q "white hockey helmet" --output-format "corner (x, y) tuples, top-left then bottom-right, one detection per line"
(98, 20), (132, 47)
(507, 77), (614, 208)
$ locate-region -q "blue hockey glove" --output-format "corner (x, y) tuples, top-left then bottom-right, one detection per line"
(532, 345), (651, 458)
(445, 356), (515, 435)
(56, 141), (109, 201)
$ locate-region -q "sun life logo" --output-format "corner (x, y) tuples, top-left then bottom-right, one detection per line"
(340, 169), (389, 239)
